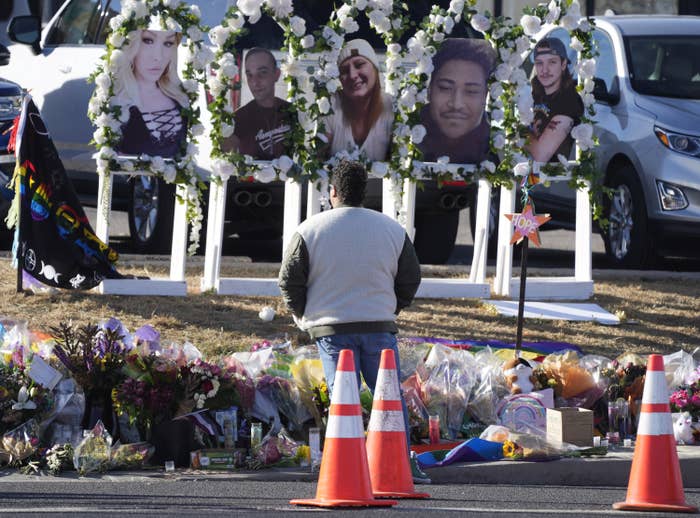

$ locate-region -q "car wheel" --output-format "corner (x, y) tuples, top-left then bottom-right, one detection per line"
(468, 187), (499, 259)
(413, 210), (460, 264)
(603, 166), (654, 268)
(128, 176), (175, 254)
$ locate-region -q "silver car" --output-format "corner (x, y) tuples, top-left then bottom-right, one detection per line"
(530, 16), (700, 268)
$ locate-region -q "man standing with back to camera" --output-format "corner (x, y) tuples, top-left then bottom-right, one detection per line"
(278, 160), (429, 483)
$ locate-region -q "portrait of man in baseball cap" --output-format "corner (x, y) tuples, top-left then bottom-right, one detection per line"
(526, 37), (584, 163)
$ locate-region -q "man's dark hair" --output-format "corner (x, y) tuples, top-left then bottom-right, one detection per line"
(245, 47), (278, 69)
(431, 38), (496, 87)
(331, 160), (367, 207)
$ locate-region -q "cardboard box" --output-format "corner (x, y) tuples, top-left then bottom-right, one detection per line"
(546, 407), (593, 447)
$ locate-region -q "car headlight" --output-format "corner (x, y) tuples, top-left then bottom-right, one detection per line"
(654, 126), (700, 158)
(0, 94), (23, 119)
(656, 180), (688, 211)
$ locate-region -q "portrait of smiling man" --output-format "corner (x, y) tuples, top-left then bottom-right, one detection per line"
(418, 38), (496, 164)
(526, 37), (584, 163)
(223, 47), (292, 159)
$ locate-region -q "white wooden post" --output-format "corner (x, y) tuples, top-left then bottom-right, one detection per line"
(95, 170), (112, 245)
(201, 179), (227, 292)
(282, 178), (303, 254)
(493, 184), (516, 297)
(382, 177), (398, 220)
(468, 178), (491, 284)
(401, 179), (416, 241)
(575, 180), (593, 282)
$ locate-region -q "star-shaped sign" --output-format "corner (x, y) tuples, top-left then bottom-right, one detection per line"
(505, 203), (551, 247)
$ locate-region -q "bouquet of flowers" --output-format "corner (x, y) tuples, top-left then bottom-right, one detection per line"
(179, 358), (255, 415)
(0, 363), (53, 436)
(670, 377), (700, 421)
(256, 374), (310, 432)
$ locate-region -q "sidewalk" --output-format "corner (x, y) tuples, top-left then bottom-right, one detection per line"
(2, 445), (698, 487)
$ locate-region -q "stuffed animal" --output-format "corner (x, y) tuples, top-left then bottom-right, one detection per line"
(674, 412), (695, 445)
(503, 357), (534, 395)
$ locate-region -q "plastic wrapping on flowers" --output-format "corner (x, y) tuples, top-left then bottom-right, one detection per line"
(74, 420), (112, 475)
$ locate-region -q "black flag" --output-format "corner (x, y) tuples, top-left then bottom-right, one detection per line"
(10, 97), (123, 289)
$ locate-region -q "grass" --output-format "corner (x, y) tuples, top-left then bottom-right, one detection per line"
(1, 255), (699, 360)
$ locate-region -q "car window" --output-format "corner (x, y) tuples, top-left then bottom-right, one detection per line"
(592, 28), (616, 92)
(626, 35), (700, 99)
(46, 0), (105, 45)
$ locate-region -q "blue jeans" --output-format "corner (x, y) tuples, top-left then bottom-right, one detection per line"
(316, 332), (411, 452)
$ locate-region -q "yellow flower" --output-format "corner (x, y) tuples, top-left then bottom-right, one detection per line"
(503, 440), (517, 457)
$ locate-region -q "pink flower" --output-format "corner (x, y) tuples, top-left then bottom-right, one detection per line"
(690, 394), (700, 407)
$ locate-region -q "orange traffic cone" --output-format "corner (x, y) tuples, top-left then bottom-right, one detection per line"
(290, 349), (397, 508)
(366, 349), (430, 499)
(613, 354), (698, 513)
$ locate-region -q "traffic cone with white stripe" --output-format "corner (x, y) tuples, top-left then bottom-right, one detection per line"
(366, 348), (430, 499)
(613, 354), (698, 513)
(290, 349), (396, 508)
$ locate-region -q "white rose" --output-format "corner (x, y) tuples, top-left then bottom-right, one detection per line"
(368, 10), (391, 34)
(108, 32), (125, 48)
(480, 160), (496, 173)
(520, 15), (541, 36)
(566, 0), (582, 18)
(301, 35), (315, 49)
(410, 124), (427, 144)
(470, 14), (491, 33)
(578, 58), (597, 78)
(491, 109), (504, 123)
(182, 79), (199, 94)
(221, 123), (234, 138)
(510, 67), (528, 85)
(387, 43), (401, 56)
(514, 161), (530, 177)
(560, 14), (579, 31)
(416, 55), (434, 76)
(443, 16), (455, 34)
(355, 0), (368, 9)
(93, 129), (108, 145)
(571, 123), (594, 150)
(337, 4), (352, 19)
(238, 0), (263, 18)
(255, 165), (276, 183)
(434, 32), (445, 43)
(267, 0), (293, 19)
(132, 1), (149, 20)
(162, 0), (178, 7)
(109, 15), (124, 31)
(416, 88), (428, 104)
(207, 76), (226, 97)
(386, 78), (400, 96)
(582, 92), (595, 107)
(290, 16), (306, 37)
(209, 25), (230, 47)
(326, 78), (341, 93)
(578, 19), (591, 33)
(187, 26), (203, 43)
(229, 13), (245, 30)
(340, 16), (359, 33)
(162, 164), (177, 183)
(583, 77), (595, 93)
(450, 0), (465, 14)
(544, 0), (561, 24)
(370, 161), (388, 178)
(95, 72), (111, 91)
(317, 96), (331, 114)
(121, 159), (134, 172)
(569, 37), (584, 52)
(276, 155), (294, 174)
(493, 133), (505, 149)
(490, 83), (504, 98)
(399, 89), (416, 110)
(190, 4), (201, 18)
(494, 63), (511, 82)
(191, 124), (205, 137)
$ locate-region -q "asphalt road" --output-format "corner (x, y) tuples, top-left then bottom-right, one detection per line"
(3, 476), (696, 517)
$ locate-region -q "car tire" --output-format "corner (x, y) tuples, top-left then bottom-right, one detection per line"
(128, 176), (176, 254)
(413, 210), (460, 264)
(603, 166), (654, 268)
(468, 187), (499, 259)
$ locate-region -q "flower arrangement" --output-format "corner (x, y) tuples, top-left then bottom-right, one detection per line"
(88, 0), (209, 254)
(670, 377), (700, 421)
(0, 363), (52, 436)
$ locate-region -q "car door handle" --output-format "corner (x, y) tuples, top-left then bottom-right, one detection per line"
(59, 65), (72, 74)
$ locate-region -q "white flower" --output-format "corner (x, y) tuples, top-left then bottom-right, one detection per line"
(340, 16), (359, 33)
(276, 155), (294, 174)
(386, 78), (400, 96)
(317, 96), (331, 114)
(387, 43), (401, 56)
(281, 59), (301, 78)
(493, 133), (505, 149)
(301, 35), (315, 49)
(578, 19), (591, 33)
(121, 159), (134, 172)
(193, 45), (215, 71)
(570, 37), (584, 52)
(255, 165), (276, 183)
(267, 0), (293, 18)
(187, 26), (203, 43)
(578, 58), (597, 78)
(410, 124), (427, 144)
(326, 78), (341, 93)
(151, 155), (166, 173)
(581, 92), (595, 107)
(566, 0), (582, 18)
(470, 14), (491, 33)
(514, 161), (531, 177)
(221, 123), (234, 138)
(290, 16), (306, 37)
(220, 53), (238, 77)
(544, 0), (561, 24)
(443, 16), (455, 34)
(337, 4), (352, 20)
(238, 0), (263, 18)
(229, 13), (245, 30)
(182, 79), (199, 94)
(93, 128), (108, 145)
(208, 25), (229, 48)
(109, 15), (124, 31)
(510, 67), (528, 85)
(416, 88), (428, 104)
(258, 306), (276, 322)
(434, 32), (445, 43)
(191, 124), (205, 137)
(480, 160), (496, 173)
(494, 63), (511, 82)
(399, 88), (416, 110)
(416, 55), (434, 76)
(95, 72), (111, 91)
(491, 109), (504, 123)
(108, 32), (125, 48)
(520, 14), (541, 36)
(190, 4), (201, 18)
(370, 161), (388, 178)
(162, 0), (179, 7)
(490, 83), (504, 99)
(560, 14), (579, 31)
(163, 164), (177, 183)
(207, 76), (226, 97)
(583, 77), (595, 93)
(212, 158), (235, 179)
(571, 123), (594, 150)
(355, 0), (368, 9)
(368, 10), (391, 34)
(515, 35), (531, 55)
(449, 0), (464, 14)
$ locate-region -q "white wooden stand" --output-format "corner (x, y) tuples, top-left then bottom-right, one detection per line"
(492, 163), (593, 301)
(95, 168), (188, 296)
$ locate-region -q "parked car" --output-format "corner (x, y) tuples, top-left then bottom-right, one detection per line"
(4, 0), (479, 263)
(524, 16), (700, 268)
(0, 43), (24, 247)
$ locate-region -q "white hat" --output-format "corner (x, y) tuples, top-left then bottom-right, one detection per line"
(337, 39), (380, 70)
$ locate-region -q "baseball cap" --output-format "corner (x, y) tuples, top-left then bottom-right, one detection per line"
(533, 38), (568, 62)
(337, 38), (380, 70)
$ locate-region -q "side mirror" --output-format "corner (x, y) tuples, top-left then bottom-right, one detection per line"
(0, 44), (9, 66)
(8, 15), (42, 55)
(593, 76), (620, 105)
